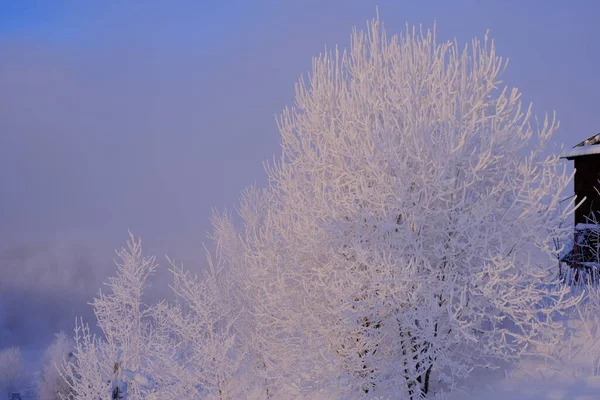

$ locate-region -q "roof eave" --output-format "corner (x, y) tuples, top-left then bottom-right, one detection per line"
(560, 145), (600, 160)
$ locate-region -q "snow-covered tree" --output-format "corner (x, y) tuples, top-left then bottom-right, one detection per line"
(63, 233), (165, 399)
(38, 332), (75, 400)
(212, 17), (580, 398)
(64, 234), (246, 399)
(0, 347), (25, 396)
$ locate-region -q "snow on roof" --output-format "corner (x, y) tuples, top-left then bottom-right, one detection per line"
(575, 223), (600, 230)
(561, 145), (600, 159)
(561, 133), (600, 159)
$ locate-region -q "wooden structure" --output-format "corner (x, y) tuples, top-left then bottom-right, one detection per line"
(562, 133), (600, 224)
(560, 133), (600, 282)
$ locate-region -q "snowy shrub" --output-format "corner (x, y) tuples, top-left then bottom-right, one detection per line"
(542, 286), (600, 378)
(211, 16), (580, 399)
(0, 347), (25, 396)
(38, 332), (75, 400)
(558, 210), (600, 286)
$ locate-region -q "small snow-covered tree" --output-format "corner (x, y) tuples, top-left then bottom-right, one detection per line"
(38, 332), (75, 400)
(63, 233), (163, 399)
(212, 16), (580, 398)
(64, 234), (247, 399)
(0, 347), (25, 396)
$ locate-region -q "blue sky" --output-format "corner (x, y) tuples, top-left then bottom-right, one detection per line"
(0, 0), (598, 350)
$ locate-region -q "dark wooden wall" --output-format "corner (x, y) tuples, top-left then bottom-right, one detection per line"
(574, 156), (600, 224)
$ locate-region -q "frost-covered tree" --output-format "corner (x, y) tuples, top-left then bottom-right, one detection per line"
(212, 17), (580, 398)
(64, 234), (246, 399)
(0, 347), (25, 396)
(38, 332), (75, 400)
(63, 234), (165, 399)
